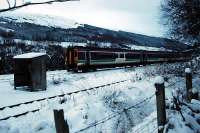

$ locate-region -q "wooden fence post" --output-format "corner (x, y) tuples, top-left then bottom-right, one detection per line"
(154, 76), (166, 133)
(54, 109), (69, 133)
(185, 68), (192, 102)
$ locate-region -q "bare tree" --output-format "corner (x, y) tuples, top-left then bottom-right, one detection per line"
(161, 0), (200, 45)
(1, 0), (79, 13)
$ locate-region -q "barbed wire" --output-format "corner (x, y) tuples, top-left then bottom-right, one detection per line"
(0, 109), (39, 121)
(0, 73), (183, 121)
(75, 93), (155, 133)
(0, 79), (130, 121)
(165, 78), (183, 88)
(132, 117), (157, 133)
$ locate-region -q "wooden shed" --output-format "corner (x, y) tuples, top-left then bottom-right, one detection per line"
(13, 53), (47, 91)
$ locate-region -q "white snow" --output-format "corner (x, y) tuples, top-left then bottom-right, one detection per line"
(185, 68), (191, 73)
(126, 44), (173, 52)
(166, 101), (200, 133)
(0, 67), (157, 133)
(154, 76), (164, 84)
(13, 52), (46, 59)
(0, 63), (199, 133)
(11, 39), (87, 47)
(58, 42), (86, 48)
(0, 12), (80, 29)
(0, 26), (14, 33)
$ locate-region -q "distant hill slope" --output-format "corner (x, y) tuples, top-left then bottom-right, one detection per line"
(0, 12), (190, 51)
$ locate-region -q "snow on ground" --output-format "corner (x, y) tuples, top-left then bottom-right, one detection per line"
(13, 52), (46, 59)
(12, 39), (87, 48)
(0, 66), (157, 133)
(165, 99), (200, 133)
(126, 44), (173, 52)
(0, 68), (143, 107)
(0, 12), (81, 29)
(0, 63), (199, 133)
(0, 26), (14, 33)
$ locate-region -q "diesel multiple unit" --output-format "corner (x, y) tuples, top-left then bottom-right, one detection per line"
(65, 46), (191, 72)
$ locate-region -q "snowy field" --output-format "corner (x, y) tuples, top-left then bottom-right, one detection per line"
(0, 63), (199, 133)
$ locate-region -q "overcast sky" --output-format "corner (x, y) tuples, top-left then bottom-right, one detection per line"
(1, 0), (166, 37)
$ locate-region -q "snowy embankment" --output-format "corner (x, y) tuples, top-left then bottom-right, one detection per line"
(0, 61), (199, 133)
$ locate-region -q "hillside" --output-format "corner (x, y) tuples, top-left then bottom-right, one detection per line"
(0, 12), (190, 51)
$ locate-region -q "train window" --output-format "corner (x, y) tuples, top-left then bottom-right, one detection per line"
(148, 53), (159, 58)
(91, 52), (117, 60)
(78, 52), (86, 60)
(126, 53), (140, 59)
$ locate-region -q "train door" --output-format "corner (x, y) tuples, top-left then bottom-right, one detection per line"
(141, 52), (147, 65)
(115, 52), (125, 63)
(66, 48), (76, 71)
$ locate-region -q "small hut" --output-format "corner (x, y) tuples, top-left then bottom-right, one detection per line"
(13, 52), (47, 91)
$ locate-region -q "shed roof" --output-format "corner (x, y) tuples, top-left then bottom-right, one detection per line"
(14, 52), (46, 59)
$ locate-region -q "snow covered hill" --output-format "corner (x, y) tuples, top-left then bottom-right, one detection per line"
(0, 12), (81, 29)
(0, 12), (191, 51)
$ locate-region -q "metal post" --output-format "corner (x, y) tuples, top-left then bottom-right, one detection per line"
(155, 76), (166, 133)
(185, 68), (192, 102)
(54, 109), (69, 133)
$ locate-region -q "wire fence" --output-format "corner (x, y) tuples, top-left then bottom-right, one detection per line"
(0, 72), (186, 132)
(0, 79), (130, 121)
(132, 117), (157, 133)
(74, 94), (156, 133)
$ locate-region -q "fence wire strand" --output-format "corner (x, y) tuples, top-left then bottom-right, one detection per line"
(75, 93), (155, 133)
(0, 79), (130, 121)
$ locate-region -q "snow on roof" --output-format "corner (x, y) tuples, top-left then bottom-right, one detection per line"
(14, 52), (46, 59)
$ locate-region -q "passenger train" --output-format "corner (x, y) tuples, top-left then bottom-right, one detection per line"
(65, 46), (192, 72)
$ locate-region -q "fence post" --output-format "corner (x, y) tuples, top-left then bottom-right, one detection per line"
(154, 76), (166, 133)
(185, 68), (192, 102)
(54, 109), (69, 133)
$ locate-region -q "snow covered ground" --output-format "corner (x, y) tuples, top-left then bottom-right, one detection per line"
(126, 44), (172, 52)
(0, 63), (199, 133)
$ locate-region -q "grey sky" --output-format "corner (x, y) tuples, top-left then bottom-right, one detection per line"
(1, 0), (166, 37)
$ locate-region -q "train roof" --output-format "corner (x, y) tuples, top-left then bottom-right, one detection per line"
(67, 46), (180, 54)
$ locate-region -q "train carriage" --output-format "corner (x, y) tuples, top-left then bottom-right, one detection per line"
(65, 46), (192, 72)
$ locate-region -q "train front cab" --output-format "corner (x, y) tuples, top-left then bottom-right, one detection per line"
(66, 47), (78, 72)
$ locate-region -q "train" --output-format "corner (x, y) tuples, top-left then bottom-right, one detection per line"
(65, 46), (192, 72)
